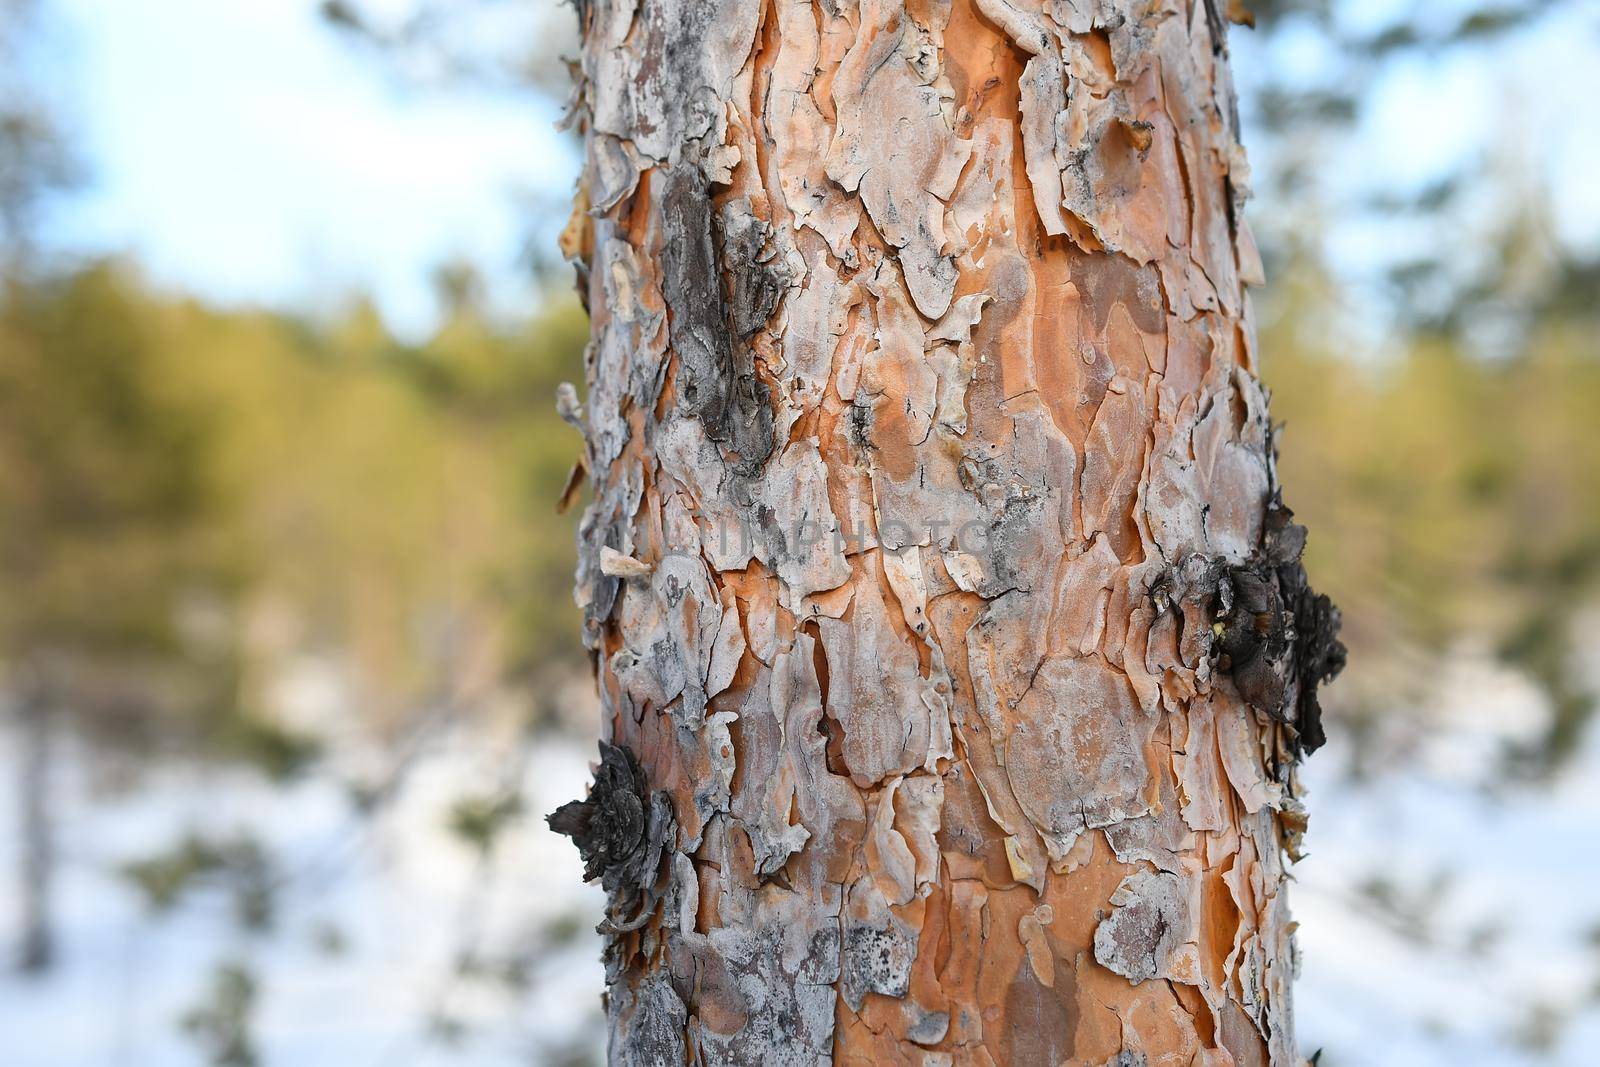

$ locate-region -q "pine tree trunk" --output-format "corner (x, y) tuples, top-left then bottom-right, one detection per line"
(556, 0), (1343, 1062)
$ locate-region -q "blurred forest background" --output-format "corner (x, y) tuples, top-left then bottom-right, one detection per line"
(2, 0), (1599, 1065)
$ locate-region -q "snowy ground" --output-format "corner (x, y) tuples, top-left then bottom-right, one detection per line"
(1292, 650), (1600, 1066)
(0, 728), (610, 1067)
(3, 652), (1598, 1066)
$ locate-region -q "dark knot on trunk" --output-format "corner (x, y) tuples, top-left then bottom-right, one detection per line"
(548, 741), (674, 932)
(1211, 497), (1346, 757)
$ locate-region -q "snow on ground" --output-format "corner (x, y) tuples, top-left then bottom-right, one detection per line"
(0, 726), (609, 1067)
(1295, 651), (1600, 1066)
(2, 651), (1597, 1065)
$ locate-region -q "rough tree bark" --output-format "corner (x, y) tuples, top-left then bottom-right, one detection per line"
(552, 0), (1344, 1063)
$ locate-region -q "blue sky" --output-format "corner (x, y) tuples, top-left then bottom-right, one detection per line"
(37, 0), (578, 338)
(27, 0), (1600, 340)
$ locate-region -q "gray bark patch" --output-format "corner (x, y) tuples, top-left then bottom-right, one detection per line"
(1093, 869), (1189, 985)
(840, 916), (917, 1010)
(610, 970), (689, 1067)
(694, 918), (840, 1065)
(660, 166), (775, 476)
(717, 199), (791, 339)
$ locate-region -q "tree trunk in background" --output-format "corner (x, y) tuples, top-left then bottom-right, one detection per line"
(16, 678), (53, 974)
(556, 0), (1342, 1063)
